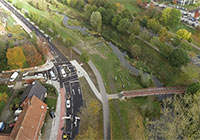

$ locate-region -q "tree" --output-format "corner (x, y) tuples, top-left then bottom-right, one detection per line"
(84, 4), (97, 19)
(80, 52), (89, 63)
(88, 0), (94, 4)
(173, 0), (177, 4)
(115, 2), (124, 13)
(98, 7), (114, 25)
(6, 47), (27, 69)
(140, 16), (148, 27)
(130, 44), (141, 58)
(95, 0), (105, 7)
(121, 9), (132, 20)
(169, 8), (181, 26)
(129, 21), (140, 35)
(147, 92), (200, 140)
(76, 0), (85, 10)
(171, 35), (181, 47)
(147, 19), (161, 33)
(117, 18), (131, 33)
(0, 93), (8, 103)
(0, 42), (8, 71)
(136, 0), (142, 5)
(104, 9), (115, 25)
(176, 29), (191, 41)
(111, 15), (121, 27)
(30, 31), (37, 45)
(161, 7), (171, 25)
(159, 27), (170, 42)
(187, 82), (200, 94)
(168, 49), (189, 67)
(90, 11), (102, 32)
(84, 4), (92, 17)
(23, 45), (42, 67)
(140, 71), (152, 88)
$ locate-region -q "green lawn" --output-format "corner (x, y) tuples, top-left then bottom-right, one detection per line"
(43, 84), (57, 111)
(90, 42), (142, 94)
(109, 96), (160, 140)
(109, 0), (149, 13)
(169, 23), (195, 34)
(45, 97), (57, 111)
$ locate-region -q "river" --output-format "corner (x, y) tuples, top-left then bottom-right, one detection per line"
(61, 14), (164, 87)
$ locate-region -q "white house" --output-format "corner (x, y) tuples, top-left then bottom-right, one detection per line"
(177, 0), (197, 6)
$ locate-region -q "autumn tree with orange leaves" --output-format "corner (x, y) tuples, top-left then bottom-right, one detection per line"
(37, 38), (49, 59)
(173, 0), (177, 4)
(136, 0), (142, 5)
(6, 47), (27, 69)
(23, 44), (42, 67)
(0, 93), (8, 103)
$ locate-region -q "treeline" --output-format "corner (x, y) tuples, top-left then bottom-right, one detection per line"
(60, 0), (191, 68)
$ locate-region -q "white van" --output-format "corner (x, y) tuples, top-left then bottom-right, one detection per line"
(10, 72), (18, 82)
(50, 71), (56, 80)
(61, 68), (67, 78)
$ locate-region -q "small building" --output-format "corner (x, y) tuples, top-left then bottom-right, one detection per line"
(10, 96), (47, 140)
(21, 81), (47, 103)
(177, 0), (197, 5)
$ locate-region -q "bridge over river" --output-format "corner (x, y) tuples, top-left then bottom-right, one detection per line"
(117, 87), (187, 99)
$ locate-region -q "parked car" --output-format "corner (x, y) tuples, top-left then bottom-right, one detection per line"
(66, 100), (70, 109)
(50, 70), (56, 80)
(10, 72), (18, 82)
(61, 68), (67, 78)
(49, 110), (55, 118)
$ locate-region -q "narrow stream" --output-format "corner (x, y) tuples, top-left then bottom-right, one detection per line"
(61, 14), (164, 87)
(62, 14), (88, 35)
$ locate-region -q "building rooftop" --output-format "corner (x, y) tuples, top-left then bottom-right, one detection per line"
(0, 133), (10, 140)
(10, 96), (47, 140)
(21, 80), (46, 102)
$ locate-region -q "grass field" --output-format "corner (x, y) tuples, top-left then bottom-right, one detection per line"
(77, 78), (103, 139)
(109, 96), (160, 140)
(109, 0), (149, 13)
(90, 42), (142, 94)
(169, 23), (195, 34)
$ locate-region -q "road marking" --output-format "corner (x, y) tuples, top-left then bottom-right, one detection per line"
(69, 80), (79, 84)
(71, 123), (73, 129)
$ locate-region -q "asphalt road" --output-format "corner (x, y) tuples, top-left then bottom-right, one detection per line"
(0, 0), (83, 139)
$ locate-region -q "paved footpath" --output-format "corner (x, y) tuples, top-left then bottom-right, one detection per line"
(56, 88), (65, 140)
(88, 60), (110, 140)
(71, 60), (111, 140)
